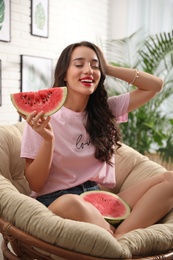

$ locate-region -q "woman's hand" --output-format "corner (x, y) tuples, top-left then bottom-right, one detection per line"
(19, 111), (54, 141)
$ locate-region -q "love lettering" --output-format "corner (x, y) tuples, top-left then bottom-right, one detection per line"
(76, 134), (91, 149)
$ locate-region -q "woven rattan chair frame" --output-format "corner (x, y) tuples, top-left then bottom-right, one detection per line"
(1, 218), (173, 260)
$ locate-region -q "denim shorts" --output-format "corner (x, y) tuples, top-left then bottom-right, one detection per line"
(36, 181), (100, 207)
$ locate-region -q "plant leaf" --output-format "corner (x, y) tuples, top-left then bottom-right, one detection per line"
(34, 3), (46, 30)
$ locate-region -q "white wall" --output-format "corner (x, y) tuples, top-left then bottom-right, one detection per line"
(0, 0), (110, 124)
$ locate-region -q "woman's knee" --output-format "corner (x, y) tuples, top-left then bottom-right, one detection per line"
(155, 171), (173, 199)
(164, 171), (173, 181)
(48, 194), (87, 218)
(149, 171), (173, 185)
(162, 171), (173, 188)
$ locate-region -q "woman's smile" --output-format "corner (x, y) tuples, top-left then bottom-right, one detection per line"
(80, 76), (94, 87)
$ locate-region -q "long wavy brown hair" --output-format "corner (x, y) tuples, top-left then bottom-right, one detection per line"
(53, 41), (121, 165)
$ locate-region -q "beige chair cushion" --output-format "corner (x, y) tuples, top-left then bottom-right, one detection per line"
(99, 143), (167, 194)
(0, 123), (31, 195)
(115, 143), (167, 192)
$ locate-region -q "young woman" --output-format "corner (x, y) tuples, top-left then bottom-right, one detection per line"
(20, 41), (173, 238)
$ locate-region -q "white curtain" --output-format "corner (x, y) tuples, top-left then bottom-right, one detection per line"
(126, 0), (173, 36)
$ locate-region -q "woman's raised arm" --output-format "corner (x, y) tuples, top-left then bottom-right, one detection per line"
(106, 65), (163, 112)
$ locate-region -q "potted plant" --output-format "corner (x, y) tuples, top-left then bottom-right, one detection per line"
(103, 29), (173, 164)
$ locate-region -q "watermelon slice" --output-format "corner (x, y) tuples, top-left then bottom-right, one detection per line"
(10, 87), (67, 116)
(81, 190), (131, 225)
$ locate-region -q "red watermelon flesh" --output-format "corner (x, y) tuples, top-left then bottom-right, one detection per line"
(10, 87), (67, 116)
(81, 190), (131, 225)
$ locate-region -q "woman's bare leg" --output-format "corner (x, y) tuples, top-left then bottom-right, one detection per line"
(48, 171), (173, 238)
(115, 171), (173, 237)
(48, 193), (115, 234)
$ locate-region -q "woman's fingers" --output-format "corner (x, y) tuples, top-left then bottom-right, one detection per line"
(38, 116), (51, 130)
(25, 111), (37, 127)
(31, 111), (44, 125)
(27, 111), (51, 132)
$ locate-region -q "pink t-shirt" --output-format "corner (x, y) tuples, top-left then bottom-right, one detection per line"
(21, 93), (130, 197)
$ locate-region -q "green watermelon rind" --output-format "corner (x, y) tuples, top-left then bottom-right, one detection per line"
(10, 87), (67, 117)
(81, 190), (131, 225)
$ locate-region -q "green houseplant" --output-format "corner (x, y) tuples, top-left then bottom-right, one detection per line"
(103, 29), (173, 162)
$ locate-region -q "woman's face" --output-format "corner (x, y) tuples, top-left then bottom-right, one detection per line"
(64, 46), (101, 97)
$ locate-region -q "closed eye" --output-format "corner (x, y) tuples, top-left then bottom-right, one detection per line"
(91, 65), (99, 69)
(76, 64), (83, 67)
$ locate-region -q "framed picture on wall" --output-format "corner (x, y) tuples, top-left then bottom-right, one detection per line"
(31, 0), (49, 38)
(21, 55), (53, 92)
(0, 0), (11, 42)
(0, 60), (1, 106)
